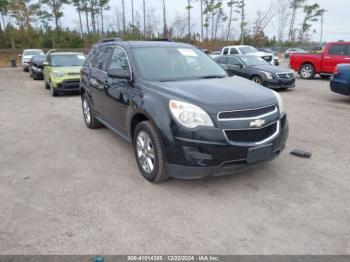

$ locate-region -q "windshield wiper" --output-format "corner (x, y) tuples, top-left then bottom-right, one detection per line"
(197, 75), (226, 79)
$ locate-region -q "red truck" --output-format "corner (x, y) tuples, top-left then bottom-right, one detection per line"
(289, 42), (350, 79)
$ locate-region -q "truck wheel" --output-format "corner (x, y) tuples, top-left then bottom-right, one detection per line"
(300, 64), (315, 79)
(133, 121), (170, 183)
(82, 94), (102, 129)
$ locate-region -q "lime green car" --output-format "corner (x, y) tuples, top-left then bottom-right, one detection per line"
(43, 52), (85, 96)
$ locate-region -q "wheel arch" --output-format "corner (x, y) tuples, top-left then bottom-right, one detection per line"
(299, 61), (316, 73)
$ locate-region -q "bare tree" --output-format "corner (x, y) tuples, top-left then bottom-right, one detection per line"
(226, 0), (237, 41)
(161, 0), (167, 37)
(186, 0), (192, 37)
(252, 4), (274, 40)
(172, 14), (187, 38)
(121, 0), (125, 33)
(272, 0), (290, 42)
(143, 0), (146, 36)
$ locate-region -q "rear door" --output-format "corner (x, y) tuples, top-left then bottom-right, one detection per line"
(90, 47), (113, 115)
(102, 46), (133, 131)
(323, 44), (350, 73)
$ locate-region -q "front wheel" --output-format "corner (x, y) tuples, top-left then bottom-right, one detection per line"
(251, 76), (263, 85)
(300, 64), (315, 79)
(133, 121), (169, 183)
(50, 83), (58, 97)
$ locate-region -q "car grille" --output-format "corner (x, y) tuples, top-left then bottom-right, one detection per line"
(262, 56), (272, 62)
(59, 80), (80, 90)
(224, 122), (278, 144)
(277, 73), (294, 79)
(67, 72), (81, 76)
(218, 105), (277, 120)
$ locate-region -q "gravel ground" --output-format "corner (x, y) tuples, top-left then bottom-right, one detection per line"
(0, 66), (349, 255)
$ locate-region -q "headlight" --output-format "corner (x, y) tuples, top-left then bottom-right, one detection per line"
(169, 100), (214, 128)
(272, 91), (286, 113)
(262, 71), (274, 80)
(52, 71), (65, 77)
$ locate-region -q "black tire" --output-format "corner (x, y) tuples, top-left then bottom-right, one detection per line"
(251, 76), (263, 85)
(50, 83), (59, 97)
(23, 67), (29, 72)
(45, 81), (50, 89)
(320, 75), (330, 79)
(81, 93), (103, 129)
(133, 121), (169, 183)
(300, 63), (315, 79)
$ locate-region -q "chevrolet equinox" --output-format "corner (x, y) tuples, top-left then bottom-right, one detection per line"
(80, 39), (289, 182)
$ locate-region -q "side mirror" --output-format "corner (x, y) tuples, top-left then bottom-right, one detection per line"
(108, 68), (131, 80)
(43, 61), (49, 66)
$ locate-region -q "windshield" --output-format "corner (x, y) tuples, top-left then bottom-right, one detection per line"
(24, 50), (44, 56)
(240, 56), (270, 67)
(133, 47), (227, 81)
(239, 46), (258, 54)
(51, 54), (85, 67)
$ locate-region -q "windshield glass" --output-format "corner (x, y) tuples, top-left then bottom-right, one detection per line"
(240, 56), (270, 66)
(24, 50), (44, 56)
(51, 54), (85, 67)
(133, 47), (227, 81)
(239, 46), (258, 54)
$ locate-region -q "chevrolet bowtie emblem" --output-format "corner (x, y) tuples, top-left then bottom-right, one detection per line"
(250, 119), (266, 128)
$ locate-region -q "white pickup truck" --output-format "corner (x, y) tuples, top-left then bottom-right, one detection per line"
(221, 45), (279, 66)
(20, 49), (45, 72)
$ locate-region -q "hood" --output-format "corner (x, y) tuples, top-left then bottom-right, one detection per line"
(251, 65), (293, 74)
(248, 52), (272, 57)
(51, 66), (82, 73)
(148, 76), (277, 114)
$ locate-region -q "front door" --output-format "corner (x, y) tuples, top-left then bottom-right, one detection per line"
(323, 44), (350, 73)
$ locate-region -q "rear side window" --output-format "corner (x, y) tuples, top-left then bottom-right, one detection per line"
(223, 48), (229, 55)
(109, 47), (130, 70)
(230, 48), (239, 55)
(329, 44), (348, 55)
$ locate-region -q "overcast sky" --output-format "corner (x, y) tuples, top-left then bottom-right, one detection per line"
(63, 0), (350, 42)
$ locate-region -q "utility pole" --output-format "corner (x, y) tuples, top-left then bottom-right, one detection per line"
(143, 0), (146, 37)
(320, 12), (324, 46)
(240, 0), (245, 45)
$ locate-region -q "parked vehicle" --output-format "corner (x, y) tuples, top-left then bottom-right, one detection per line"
(330, 64), (350, 97)
(20, 49), (45, 72)
(221, 45), (279, 66)
(289, 42), (350, 79)
(209, 51), (222, 59)
(80, 39), (289, 183)
(284, 48), (307, 58)
(257, 48), (280, 66)
(215, 55), (295, 89)
(29, 55), (46, 80)
(43, 52), (85, 96)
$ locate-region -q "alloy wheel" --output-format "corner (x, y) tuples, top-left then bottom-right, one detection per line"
(82, 98), (91, 125)
(136, 131), (155, 174)
(301, 66), (312, 78)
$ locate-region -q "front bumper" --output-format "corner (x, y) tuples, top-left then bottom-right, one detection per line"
(263, 78), (295, 89)
(53, 79), (80, 93)
(22, 62), (29, 69)
(165, 116), (289, 179)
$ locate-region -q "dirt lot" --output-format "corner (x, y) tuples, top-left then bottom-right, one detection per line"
(0, 66), (349, 255)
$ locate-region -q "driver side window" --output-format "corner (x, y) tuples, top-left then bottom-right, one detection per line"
(109, 47), (130, 70)
(228, 57), (242, 67)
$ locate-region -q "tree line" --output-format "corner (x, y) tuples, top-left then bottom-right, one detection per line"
(0, 0), (326, 49)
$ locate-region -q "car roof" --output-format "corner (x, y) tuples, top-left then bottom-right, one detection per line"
(50, 52), (84, 56)
(23, 49), (44, 52)
(223, 45), (251, 48)
(93, 40), (194, 49)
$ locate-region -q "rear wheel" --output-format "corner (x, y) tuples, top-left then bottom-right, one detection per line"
(133, 121), (169, 183)
(300, 64), (315, 79)
(82, 94), (102, 129)
(251, 76), (263, 85)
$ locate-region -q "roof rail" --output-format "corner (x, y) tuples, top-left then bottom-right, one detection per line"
(151, 38), (173, 42)
(99, 37), (122, 43)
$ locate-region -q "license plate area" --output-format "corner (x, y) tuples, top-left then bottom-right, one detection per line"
(247, 144), (273, 164)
